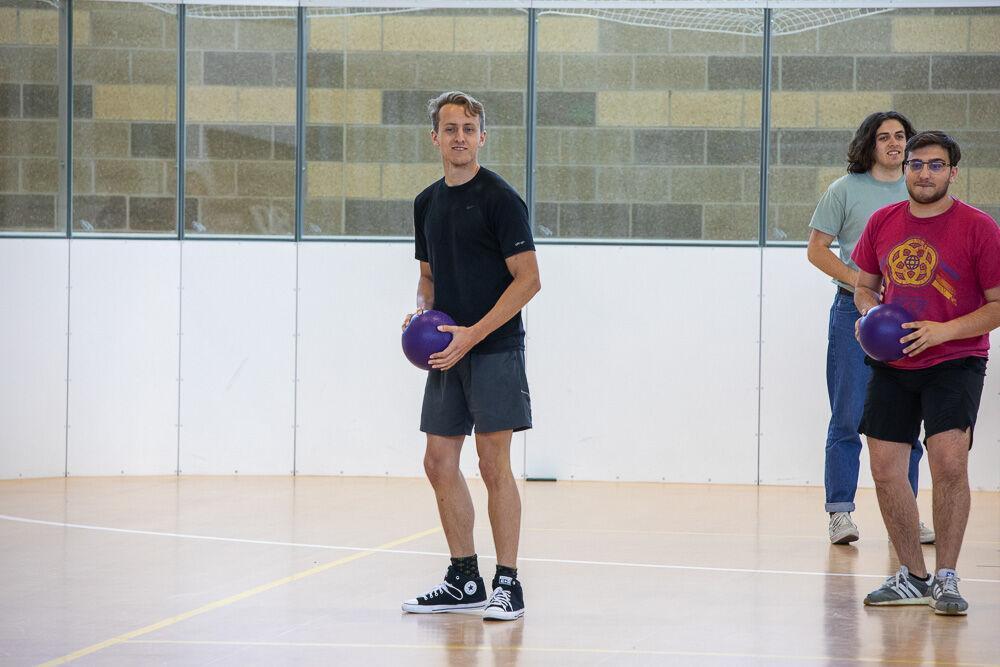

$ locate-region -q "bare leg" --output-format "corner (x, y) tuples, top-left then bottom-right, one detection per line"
(869, 436), (927, 577)
(424, 434), (475, 557)
(925, 428), (971, 571)
(475, 430), (521, 569)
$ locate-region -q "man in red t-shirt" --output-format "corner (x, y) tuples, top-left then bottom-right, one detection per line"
(850, 131), (1000, 616)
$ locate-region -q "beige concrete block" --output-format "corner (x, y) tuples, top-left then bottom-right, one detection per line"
(817, 167), (845, 196)
(970, 17), (1000, 52)
(749, 92), (818, 129)
(381, 163), (440, 199)
(538, 16), (598, 53)
(310, 15), (381, 51)
(454, 17), (525, 53)
(346, 16), (382, 51)
(670, 92), (743, 128)
(0, 9), (17, 44)
(968, 167), (1000, 205)
(73, 158), (93, 193)
(892, 16), (968, 53)
(345, 90), (382, 125)
(596, 91), (669, 127)
(93, 85), (175, 121)
(309, 16), (346, 51)
(22, 9), (58, 45)
(186, 86), (238, 123)
(94, 158), (164, 194)
(307, 162), (343, 198)
(818, 93), (892, 129)
(73, 10), (92, 47)
(238, 87), (295, 123)
(346, 163), (380, 198)
(383, 16), (453, 52)
(308, 90), (344, 124)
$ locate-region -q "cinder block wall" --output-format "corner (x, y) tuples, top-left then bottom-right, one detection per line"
(1, 4), (998, 237)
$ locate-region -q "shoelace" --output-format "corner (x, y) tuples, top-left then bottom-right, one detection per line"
(488, 587), (513, 611)
(421, 582), (458, 600)
(939, 575), (961, 596)
(832, 513), (852, 531)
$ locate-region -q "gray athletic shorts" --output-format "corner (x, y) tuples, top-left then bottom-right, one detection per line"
(420, 349), (532, 436)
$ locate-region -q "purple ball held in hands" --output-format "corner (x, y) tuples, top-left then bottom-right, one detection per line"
(858, 303), (912, 362)
(402, 310), (455, 370)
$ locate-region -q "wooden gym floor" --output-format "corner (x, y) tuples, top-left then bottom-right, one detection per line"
(0, 476), (997, 666)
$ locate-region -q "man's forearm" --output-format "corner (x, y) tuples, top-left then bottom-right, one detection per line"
(807, 244), (858, 287)
(416, 276), (434, 310)
(853, 285), (881, 315)
(470, 275), (540, 344)
(942, 301), (1000, 340)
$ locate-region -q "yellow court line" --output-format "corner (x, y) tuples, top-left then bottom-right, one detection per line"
(37, 526), (442, 666)
(123, 640), (998, 667)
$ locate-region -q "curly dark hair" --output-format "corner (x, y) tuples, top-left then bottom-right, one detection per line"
(905, 130), (961, 167)
(846, 111), (916, 174)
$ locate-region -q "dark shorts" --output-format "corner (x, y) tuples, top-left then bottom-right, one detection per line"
(420, 349), (532, 437)
(858, 356), (987, 449)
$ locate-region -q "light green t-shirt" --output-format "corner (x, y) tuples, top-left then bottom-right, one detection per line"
(809, 172), (908, 291)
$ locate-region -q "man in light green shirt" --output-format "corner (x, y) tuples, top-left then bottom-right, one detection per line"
(806, 111), (933, 545)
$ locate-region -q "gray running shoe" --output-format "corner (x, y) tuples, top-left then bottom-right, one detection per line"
(864, 566), (931, 606)
(829, 512), (860, 545)
(918, 521), (936, 545)
(929, 572), (968, 616)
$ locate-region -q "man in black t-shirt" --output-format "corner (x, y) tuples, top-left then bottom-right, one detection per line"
(400, 91), (540, 622)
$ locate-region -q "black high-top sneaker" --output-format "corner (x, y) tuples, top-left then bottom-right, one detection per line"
(401, 565), (488, 613)
(482, 574), (524, 621)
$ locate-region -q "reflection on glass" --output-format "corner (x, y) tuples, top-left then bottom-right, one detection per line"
(0, 0), (61, 232)
(534, 12), (761, 241)
(72, 0), (177, 234)
(185, 6), (295, 236)
(303, 8), (527, 237)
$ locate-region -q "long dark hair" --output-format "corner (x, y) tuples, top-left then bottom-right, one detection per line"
(846, 111), (916, 174)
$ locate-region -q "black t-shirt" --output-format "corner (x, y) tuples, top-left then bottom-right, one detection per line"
(414, 167), (535, 353)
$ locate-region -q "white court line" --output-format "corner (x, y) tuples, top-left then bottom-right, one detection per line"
(122, 639), (999, 666)
(3, 513), (998, 584)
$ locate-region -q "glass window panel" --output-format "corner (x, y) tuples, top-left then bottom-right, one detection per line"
(767, 7), (1000, 242)
(1, 0), (61, 233)
(534, 12), (761, 242)
(303, 8), (527, 237)
(185, 5), (295, 236)
(72, 0), (177, 234)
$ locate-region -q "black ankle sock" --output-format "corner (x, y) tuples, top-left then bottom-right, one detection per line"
(495, 564), (518, 581)
(450, 555), (480, 579)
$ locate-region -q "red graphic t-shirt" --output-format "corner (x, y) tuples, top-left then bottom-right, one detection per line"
(852, 198), (1000, 370)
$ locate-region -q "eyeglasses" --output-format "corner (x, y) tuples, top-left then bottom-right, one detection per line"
(903, 159), (952, 173)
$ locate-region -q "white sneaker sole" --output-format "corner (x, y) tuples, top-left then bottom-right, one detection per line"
(483, 607), (524, 621)
(401, 601), (487, 614)
(863, 596), (930, 606)
(830, 531), (859, 545)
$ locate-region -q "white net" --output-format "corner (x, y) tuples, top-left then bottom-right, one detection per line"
(141, 2), (893, 36)
(543, 7), (892, 36)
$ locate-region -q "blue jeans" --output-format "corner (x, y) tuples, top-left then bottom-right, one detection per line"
(825, 291), (921, 512)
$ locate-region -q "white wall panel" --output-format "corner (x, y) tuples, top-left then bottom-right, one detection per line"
(975, 330), (999, 490)
(525, 245), (761, 483)
(295, 242), (526, 479)
(67, 241), (179, 476)
(179, 242), (296, 474)
(0, 239), (68, 478)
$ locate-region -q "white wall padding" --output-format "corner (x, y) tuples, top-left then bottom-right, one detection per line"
(67, 240), (180, 476)
(525, 245), (762, 484)
(179, 241), (297, 475)
(0, 239), (69, 479)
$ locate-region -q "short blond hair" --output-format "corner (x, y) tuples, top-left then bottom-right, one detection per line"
(427, 91), (486, 132)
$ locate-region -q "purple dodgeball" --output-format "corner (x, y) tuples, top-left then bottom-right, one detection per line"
(858, 303), (912, 362)
(402, 310), (455, 370)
